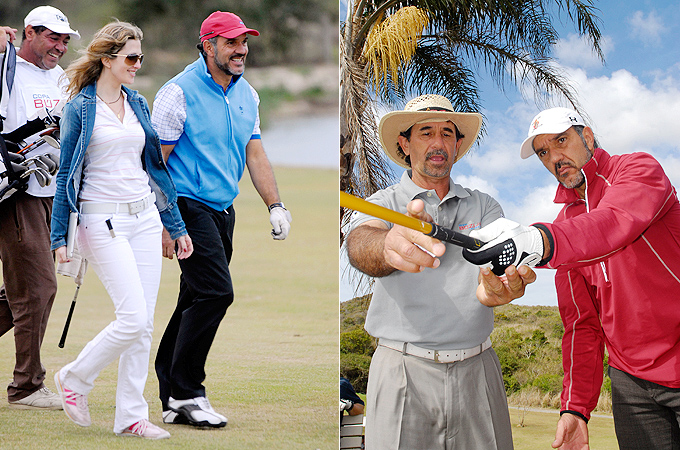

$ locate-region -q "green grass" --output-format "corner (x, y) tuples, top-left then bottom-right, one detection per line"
(510, 408), (619, 450)
(0, 167), (338, 449)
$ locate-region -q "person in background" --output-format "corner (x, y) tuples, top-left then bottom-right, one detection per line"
(340, 377), (365, 416)
(50, 21), (192, 439)
(151, 11), (291, 428)
(0, 5), (79, 411)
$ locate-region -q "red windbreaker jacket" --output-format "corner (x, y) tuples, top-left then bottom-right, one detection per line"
(537, 147), (680, 420)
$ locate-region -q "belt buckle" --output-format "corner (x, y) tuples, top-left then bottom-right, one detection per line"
(433, 350), (440, 363)
(128, 199), (145, 215)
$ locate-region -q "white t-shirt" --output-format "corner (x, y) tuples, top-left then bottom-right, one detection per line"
(79, 93), (150, 203)
(3, 54), (66, 197)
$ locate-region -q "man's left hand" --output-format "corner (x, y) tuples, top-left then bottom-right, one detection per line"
(476, 265), (536, 307)
(270, 206), (292, 240)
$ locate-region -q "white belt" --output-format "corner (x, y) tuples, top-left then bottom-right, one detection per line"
(79, 192), (156, 215)
(379, 337), (492, 363)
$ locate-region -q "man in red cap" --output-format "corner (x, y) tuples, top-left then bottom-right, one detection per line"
(151, 11), (291, 428)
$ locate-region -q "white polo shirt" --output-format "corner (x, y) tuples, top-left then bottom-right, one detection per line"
(348, 170), (504, 349)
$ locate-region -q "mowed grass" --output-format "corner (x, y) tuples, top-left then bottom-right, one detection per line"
(0, 167), (339, 449)
(510, 408), (619, 450)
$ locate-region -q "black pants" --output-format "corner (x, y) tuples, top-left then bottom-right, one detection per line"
(610, 367), (680, 450)
(155, 197), (235, 410)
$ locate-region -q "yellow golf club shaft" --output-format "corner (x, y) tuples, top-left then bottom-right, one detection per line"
(340, 191), (486, 250)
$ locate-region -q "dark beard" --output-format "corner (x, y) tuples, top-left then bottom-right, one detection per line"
(214, 54), (244, 77)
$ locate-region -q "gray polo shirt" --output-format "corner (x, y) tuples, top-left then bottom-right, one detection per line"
(349, 170), (504, 349)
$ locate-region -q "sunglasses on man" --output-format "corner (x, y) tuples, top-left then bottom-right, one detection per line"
(111, 53), (144, 65)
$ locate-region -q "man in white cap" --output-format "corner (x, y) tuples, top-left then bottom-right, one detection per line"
(0, 6), (79, 410)
(464, 107), (680, 449)
(345, 94), (518, 449)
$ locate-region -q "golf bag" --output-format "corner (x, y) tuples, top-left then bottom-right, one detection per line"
(0, 41), (60, 204)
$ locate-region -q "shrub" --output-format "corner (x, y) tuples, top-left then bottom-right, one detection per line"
(340, 327), (375, 355)
(532, 374), (563, 395)
(340, 352), (371, 393)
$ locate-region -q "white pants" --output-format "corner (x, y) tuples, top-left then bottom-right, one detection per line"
(60, 206), (162, 433)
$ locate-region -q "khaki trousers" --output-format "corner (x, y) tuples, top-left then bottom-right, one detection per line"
(0, 193), (57, 401)
(365, 344), (514, 450)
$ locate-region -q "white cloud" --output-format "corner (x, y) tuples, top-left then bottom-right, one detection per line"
(554, 33), (613, 70)
(628, 10), (668, 46)
(504, 183), (563, 225)
(563, 67), (680, 157)
(452, 174), (500, 198)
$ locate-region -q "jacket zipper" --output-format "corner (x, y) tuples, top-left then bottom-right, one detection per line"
(583, 168), (610, 283)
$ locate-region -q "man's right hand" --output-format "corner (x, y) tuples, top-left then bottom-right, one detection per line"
(0, 27), (17, 53)
(552, 413), (590, 449)
(382, 199), (446, 273)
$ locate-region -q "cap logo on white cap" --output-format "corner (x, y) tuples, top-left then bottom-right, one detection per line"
(531, 118), (540, 130)
(55, 14), (67, 23)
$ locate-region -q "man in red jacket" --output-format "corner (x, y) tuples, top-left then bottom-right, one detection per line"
(463, 107), (680, 450)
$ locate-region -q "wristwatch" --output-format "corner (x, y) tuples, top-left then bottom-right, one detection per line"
(268, 202), (286, 212)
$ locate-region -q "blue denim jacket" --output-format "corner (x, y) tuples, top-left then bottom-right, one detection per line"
(50, 82), (186, 250)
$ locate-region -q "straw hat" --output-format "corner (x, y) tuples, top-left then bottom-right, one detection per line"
(378, 94), (482, 168)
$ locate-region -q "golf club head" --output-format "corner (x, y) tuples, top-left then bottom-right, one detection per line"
(20, 166), (51, 187)
(24, 156), (49, 172)
(42, 153), (60, 172)
(38, 154), (59, 175)
(41, 128), (60, 149)
(24, 155), (57, 175)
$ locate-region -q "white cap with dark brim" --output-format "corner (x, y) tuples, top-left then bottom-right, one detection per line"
(24, 6), (80, 39)
(520, 107), (586, 159)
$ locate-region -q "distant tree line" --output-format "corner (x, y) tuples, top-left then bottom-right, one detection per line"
(1, 0), (337, 68)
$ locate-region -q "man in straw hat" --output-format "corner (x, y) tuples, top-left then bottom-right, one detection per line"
(464, 107), (680, 450)
(346, 94), (518, 449)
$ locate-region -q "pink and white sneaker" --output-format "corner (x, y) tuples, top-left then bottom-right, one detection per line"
(116, 419), (170, 439)
(54, 370), (91, 427)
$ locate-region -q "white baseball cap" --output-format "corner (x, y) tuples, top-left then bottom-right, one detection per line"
(24, 6), (80, 39)
(519, 107), (586, 159)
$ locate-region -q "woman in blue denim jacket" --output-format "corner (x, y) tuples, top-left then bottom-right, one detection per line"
(50, 21), (192, 440)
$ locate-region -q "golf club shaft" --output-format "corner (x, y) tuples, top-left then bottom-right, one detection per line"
(58, 285), (80, 348)
(340, 191), (486, 250)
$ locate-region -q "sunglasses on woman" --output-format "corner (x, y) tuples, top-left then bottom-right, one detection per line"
(111, 53), (144, 65)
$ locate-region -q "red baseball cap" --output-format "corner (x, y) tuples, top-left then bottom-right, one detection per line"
(199, 11), (259, 42)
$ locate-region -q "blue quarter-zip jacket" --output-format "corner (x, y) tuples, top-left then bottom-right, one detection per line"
(159, 56), (258, 211)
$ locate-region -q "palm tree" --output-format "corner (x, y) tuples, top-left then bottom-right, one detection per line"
(340, 0), (604, 234)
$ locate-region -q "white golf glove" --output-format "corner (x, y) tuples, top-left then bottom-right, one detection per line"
(462, 218), (544, 275)
(269, 204), (292, 240)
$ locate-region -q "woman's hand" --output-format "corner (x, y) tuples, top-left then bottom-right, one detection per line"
(55, 246), (70, 264)
(175, 234), (193, 259)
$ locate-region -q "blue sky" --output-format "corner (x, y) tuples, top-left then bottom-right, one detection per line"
(340, 0), (680, 305)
